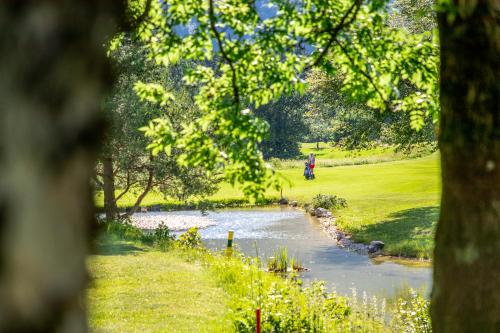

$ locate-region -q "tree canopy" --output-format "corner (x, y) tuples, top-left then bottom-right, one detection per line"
(118, 0), (439, 199)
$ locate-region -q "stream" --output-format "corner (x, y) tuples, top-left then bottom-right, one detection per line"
(166, 206), (432, 298)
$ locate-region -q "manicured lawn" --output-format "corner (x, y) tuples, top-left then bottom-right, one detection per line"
(299, 142), (396, 159)
(87, 236), (230, 332)
(94, 154), (441, 258)
(212, 153), (441, 259)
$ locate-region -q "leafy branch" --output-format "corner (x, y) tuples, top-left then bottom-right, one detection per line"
(307, 0), (362, 69)
(208, 0), (240, 108)
(334, 38), (392, 110)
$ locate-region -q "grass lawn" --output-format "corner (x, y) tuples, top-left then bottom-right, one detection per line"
(87, 236), (230, 332)
(299, 142), (396, 159)
(211, 153), (441, 259)
(95, 153), (441, 258)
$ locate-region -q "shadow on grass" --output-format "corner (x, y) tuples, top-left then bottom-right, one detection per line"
(356, 206), (439, 257)
(94, 240), (146, 256)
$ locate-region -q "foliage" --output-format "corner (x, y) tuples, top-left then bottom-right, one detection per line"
(96, 40), (221, 217)
(267, 247), (305, 273)
(102, 219), (145, 242)
(305, 67), (437, 151)
(390, 0), (436, 34)
(178, 227), (202, 248)
(153, 222), (176, 247)
(95, 216), (434, 332)
(120, 0), (439, 199)
(95, 195), (279, 211)
(312, 194), (348, 210)
(392, 289), (432, 332)
(210, 256), (390, 332)
(255, 93), (309, 159)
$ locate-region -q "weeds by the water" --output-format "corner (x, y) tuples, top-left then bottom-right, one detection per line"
(99, 220), (431, 333)
(266, 247), (307, 273)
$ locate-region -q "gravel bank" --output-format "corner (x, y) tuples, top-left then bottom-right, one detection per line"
(130, 212), (216, 231)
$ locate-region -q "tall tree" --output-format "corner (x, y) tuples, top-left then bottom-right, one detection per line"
(0, 1), (123, 331)
(255, 93), (309, 159)
(431, 1), (500, 331)
(98, 41), (219, 220)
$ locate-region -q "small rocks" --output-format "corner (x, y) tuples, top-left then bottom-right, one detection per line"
(290, 200), (298, 207)
(308, 206), (384, 256)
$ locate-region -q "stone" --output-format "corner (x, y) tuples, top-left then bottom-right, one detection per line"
(336, 231), (345, 241)
(314, 207), (332, 218)
(290, 200), (298, 207)
(278, 198), (289, 205)
(368, 240), (385, 254)
(140, 207), (148, 213)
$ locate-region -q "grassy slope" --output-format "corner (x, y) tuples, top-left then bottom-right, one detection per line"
(212, 154), (441, 258)
(87, 237), (230, 332)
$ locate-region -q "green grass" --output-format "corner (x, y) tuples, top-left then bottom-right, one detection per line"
(300, 142), (396, 159)
(94, 152), (441, 259)
(87, 236), (231, 332)
(211, 153), (441, 259)
(88, 226), (430, 332)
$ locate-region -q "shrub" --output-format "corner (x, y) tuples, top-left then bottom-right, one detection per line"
(151, 223), (176, 249)
(103, 219), (144, 241)
(178, 227), (202, 248)
(392, 289), (431, 332)
(312, 194), (348, 210)
(153, 223), (175, 242)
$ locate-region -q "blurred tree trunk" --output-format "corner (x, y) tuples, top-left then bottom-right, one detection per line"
(433, 1), (500, 332)
(0, 1), (122, 332)
(102, 156), (118, 220)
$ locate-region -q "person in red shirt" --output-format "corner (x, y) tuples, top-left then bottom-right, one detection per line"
(309, 153), (315, 176)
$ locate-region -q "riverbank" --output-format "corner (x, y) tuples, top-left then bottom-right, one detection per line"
(88, 223), (430, 332)
(95, 154), (440, 259)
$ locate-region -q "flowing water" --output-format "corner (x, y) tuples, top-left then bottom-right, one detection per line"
(168, 206), (432, 298)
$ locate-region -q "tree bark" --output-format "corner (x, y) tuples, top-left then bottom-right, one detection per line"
(102, 156), (118, 220)
(0, 1), (122, 332)
(123, 160), (155, 218)
(432, 1), (500, 332)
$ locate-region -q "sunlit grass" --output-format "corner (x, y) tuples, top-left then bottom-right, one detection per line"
(212, 153), (441, 258)
(87, 236), (231, 332)
(299, 142), (396, 159)
(94, 153), (440, 258)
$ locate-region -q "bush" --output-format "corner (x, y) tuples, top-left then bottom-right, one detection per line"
(392, 289), (431, 332)
(312, 194), (348, 210)
(103, 219), (144, 241)
(178, 227), (202, 248)
(152, 223), (176, 249)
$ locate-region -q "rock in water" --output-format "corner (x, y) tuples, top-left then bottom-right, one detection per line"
(278, 198), (289, 205)
(368, 241), (385, 254)
(290, 200), (298, 207)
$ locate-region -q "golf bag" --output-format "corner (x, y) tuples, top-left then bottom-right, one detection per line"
(304, 161), (315, 180)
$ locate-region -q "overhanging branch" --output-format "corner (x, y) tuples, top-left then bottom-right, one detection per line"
(208, 0), (240, 108)
(306, 0), (363, 70)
